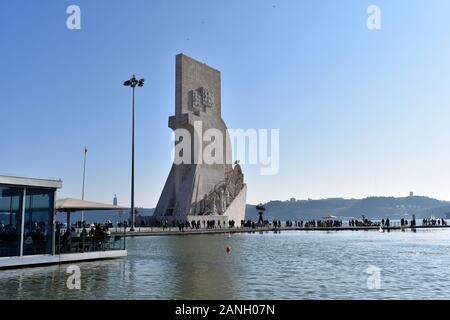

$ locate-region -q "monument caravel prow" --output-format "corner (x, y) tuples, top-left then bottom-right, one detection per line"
(154, 54), (247, 226)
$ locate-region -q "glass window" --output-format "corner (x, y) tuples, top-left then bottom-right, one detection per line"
(0, 186), (23, 257)
(23, 188), (54, 256)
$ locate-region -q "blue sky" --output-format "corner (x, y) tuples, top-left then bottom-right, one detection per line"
(1, 0), (450, 207)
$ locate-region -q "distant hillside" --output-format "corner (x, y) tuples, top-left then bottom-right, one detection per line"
(429, 205), (450, 218)
(245, 196), (449, 220)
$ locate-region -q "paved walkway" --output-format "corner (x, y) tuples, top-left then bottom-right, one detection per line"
(111, 224), (450, 237)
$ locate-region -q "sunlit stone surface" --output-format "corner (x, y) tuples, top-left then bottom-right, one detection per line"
(154, 54), (246, 225)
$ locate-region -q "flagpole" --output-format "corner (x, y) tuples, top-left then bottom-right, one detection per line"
(81, 146), (87, 225)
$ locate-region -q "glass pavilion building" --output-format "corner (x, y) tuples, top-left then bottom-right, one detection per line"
(0, 175), (126, 268)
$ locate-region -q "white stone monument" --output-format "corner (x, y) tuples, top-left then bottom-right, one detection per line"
(154, 54), (247, 226)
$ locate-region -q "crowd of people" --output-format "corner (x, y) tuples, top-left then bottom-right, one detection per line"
(56, 222), (114, 253)
(0, 223), (19, 239)
(152, 219), (238, 232)
(53, 215), (449, 236)
(302, 220), (343, 228)
(0, 221), (50, 256)
(349, 218), (380, 227)
(422, 218), (447, 226)
(136, 216), (450, 231)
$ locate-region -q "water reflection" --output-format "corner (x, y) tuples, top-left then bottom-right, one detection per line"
(1, 229), (450, 299)
(160, 234), (235, 299)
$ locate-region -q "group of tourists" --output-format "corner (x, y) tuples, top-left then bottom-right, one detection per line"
(422, 218), (447, 226)
(56, 222), (112, 253)
(173, 219), (238, 232)
(349, 219), (380, 227)
(74, 215), (450, 233)
(0, 223), (19, 239)
(399, 218), (415, 227)
(301, 220), (343, 228)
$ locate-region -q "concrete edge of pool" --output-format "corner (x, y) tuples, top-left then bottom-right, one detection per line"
(0, 250), (127, 269)
(116, 225), (450, 237)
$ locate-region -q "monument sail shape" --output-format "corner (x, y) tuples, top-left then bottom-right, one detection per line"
(154, 54), (247, 225)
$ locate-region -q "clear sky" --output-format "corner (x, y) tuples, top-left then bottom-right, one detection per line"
(1, 0), (450, 207)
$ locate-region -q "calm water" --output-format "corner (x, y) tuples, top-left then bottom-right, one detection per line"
(1, 229), (450, 299)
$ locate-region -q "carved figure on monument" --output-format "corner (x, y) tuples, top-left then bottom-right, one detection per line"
(220, 186), (227, 214)
(196, 161), (245, 216)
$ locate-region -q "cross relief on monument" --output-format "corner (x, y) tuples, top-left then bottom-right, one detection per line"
(190, 87), (214, 114)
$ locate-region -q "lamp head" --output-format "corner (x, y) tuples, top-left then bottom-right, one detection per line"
(124, 75), (144, 88)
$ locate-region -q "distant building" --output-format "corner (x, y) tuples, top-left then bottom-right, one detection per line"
(409, 192), (413, 197)
(113, 194), (118, 206)
(290, 198), (296, 203)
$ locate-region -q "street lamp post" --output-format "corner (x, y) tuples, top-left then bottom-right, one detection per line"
(123, 75), (144, 232)
(256, 203), (266, 225)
